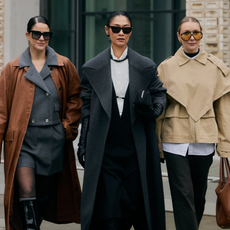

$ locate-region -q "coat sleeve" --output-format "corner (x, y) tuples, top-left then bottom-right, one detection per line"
(133, 64), (167, 120)
(80, 69), (92, 119)
(214, 92), (230, 157)
(148, 66), (167, 107)
(156, 105), (168, 159)
(61, 60), (83, 141)
(155, 64), (167, 158)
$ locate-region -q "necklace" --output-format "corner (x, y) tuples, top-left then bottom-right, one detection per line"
(110, 54), (128, 62)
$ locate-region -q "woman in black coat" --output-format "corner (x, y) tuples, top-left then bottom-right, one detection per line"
(77, 11), (166, 230)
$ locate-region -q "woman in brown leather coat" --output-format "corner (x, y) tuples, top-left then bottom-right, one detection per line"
(0, 16), (82, 229)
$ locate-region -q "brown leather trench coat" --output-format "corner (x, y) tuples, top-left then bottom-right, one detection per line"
(0, 49), (82, 229)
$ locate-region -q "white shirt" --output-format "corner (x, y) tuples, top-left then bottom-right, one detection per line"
(162, 143), (215, 156)
(162, 48), (215, 156)
(110, 46), (129, 116)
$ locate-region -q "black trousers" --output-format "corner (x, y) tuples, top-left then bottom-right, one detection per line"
(164, 151), (213, 230)
(89, 216), (148, 230)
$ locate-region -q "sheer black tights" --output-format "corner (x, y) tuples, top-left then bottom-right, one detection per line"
(16, 167), (55, 200)
(16, 167), (36, 199)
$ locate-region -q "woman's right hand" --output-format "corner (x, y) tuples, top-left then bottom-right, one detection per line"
(77, 116), (89, 168)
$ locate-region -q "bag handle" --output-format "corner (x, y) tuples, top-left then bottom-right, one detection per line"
(220, 158), (230, 183)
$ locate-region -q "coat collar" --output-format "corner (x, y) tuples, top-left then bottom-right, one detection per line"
(83, 47), (154, 124)
(175, 46), (208, 66)
(111, 46), (128, 61)
(18, 46), (59, 93)
(18, 46), (58, 68)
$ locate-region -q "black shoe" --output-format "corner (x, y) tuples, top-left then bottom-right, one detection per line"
(22, 200), (40, 230)
(37, 194), (49, 226)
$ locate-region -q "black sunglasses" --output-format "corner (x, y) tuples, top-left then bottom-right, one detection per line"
(180, 31), (203, 41)
(108, 26), (132, 34)
(30, 30), (53, 40)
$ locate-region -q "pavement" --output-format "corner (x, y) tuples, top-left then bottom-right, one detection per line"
(0, 139), (221, 229)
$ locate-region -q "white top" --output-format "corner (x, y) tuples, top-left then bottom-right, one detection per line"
(162, 143), (215, 156)
(162, 48), (215, 156)
(110, 46), (129, 116)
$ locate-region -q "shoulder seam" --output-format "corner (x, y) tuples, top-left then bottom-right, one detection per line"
(207, 54), (230, 77)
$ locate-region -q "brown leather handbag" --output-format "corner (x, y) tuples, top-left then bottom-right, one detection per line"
(216, 157), (230, 228)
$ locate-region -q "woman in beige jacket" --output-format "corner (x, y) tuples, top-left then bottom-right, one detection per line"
(157, 16), (230, 230)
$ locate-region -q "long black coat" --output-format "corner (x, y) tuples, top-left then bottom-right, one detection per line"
(80, 47), (166, 230)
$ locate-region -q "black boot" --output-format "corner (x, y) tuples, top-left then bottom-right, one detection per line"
(22, 199), (40, 230)
(37, 194), (49, 226)
(37, 201), (44, 227)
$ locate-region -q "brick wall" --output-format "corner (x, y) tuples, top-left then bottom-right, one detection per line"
(186, 0), (230, 66)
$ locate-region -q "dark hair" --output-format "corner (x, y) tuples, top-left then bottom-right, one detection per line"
(177, 16), (202, 33)
(27, 16), (50, 32)
(106, 11), (132, 27)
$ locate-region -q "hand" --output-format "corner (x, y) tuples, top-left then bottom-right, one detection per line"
(152, 103), (163, 117)
(77, 145), (85, 168)
(133, 89), (152, 112)
(77, 117), (89, 168)
(160, 158), (165, 163)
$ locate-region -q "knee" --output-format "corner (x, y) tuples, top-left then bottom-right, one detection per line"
(19, 184), (36, 198)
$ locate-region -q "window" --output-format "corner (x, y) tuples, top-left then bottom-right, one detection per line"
(41, 0), (185, 72)
(40, 0), (77, 66)
(80, 0), (185, 67)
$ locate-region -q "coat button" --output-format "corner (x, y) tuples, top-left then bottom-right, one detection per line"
(45, 119), (49, 122)
(46, 92), (49, 96)
(32, 119), (35, 123)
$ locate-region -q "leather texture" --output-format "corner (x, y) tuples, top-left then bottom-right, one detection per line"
(216, 157), (230, 228)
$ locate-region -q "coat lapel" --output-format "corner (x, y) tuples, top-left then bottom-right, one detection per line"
(84, 48), (112, 120)
(19, 47), (51, 93)
(40, 64), (52, 80)
(24, 65), (50, 93)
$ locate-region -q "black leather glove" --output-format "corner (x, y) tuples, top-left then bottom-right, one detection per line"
(152, 103), (164, 118)
(160, 158), (165, 163)
(77, 117), (89, 168)
(133, 89), (164, 119)
(133, 89), (153, 112)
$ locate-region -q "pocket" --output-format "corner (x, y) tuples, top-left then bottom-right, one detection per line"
(165, 104), (188, 118)
(56, 123), (66, 139)
(202, 109), (215, 118)
(199, 109), (217, 136)
(53, 103), (61, 122)
(163, 104), (189, 137)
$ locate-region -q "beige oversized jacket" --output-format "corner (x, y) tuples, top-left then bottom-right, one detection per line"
(156, 47), (230, 158)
